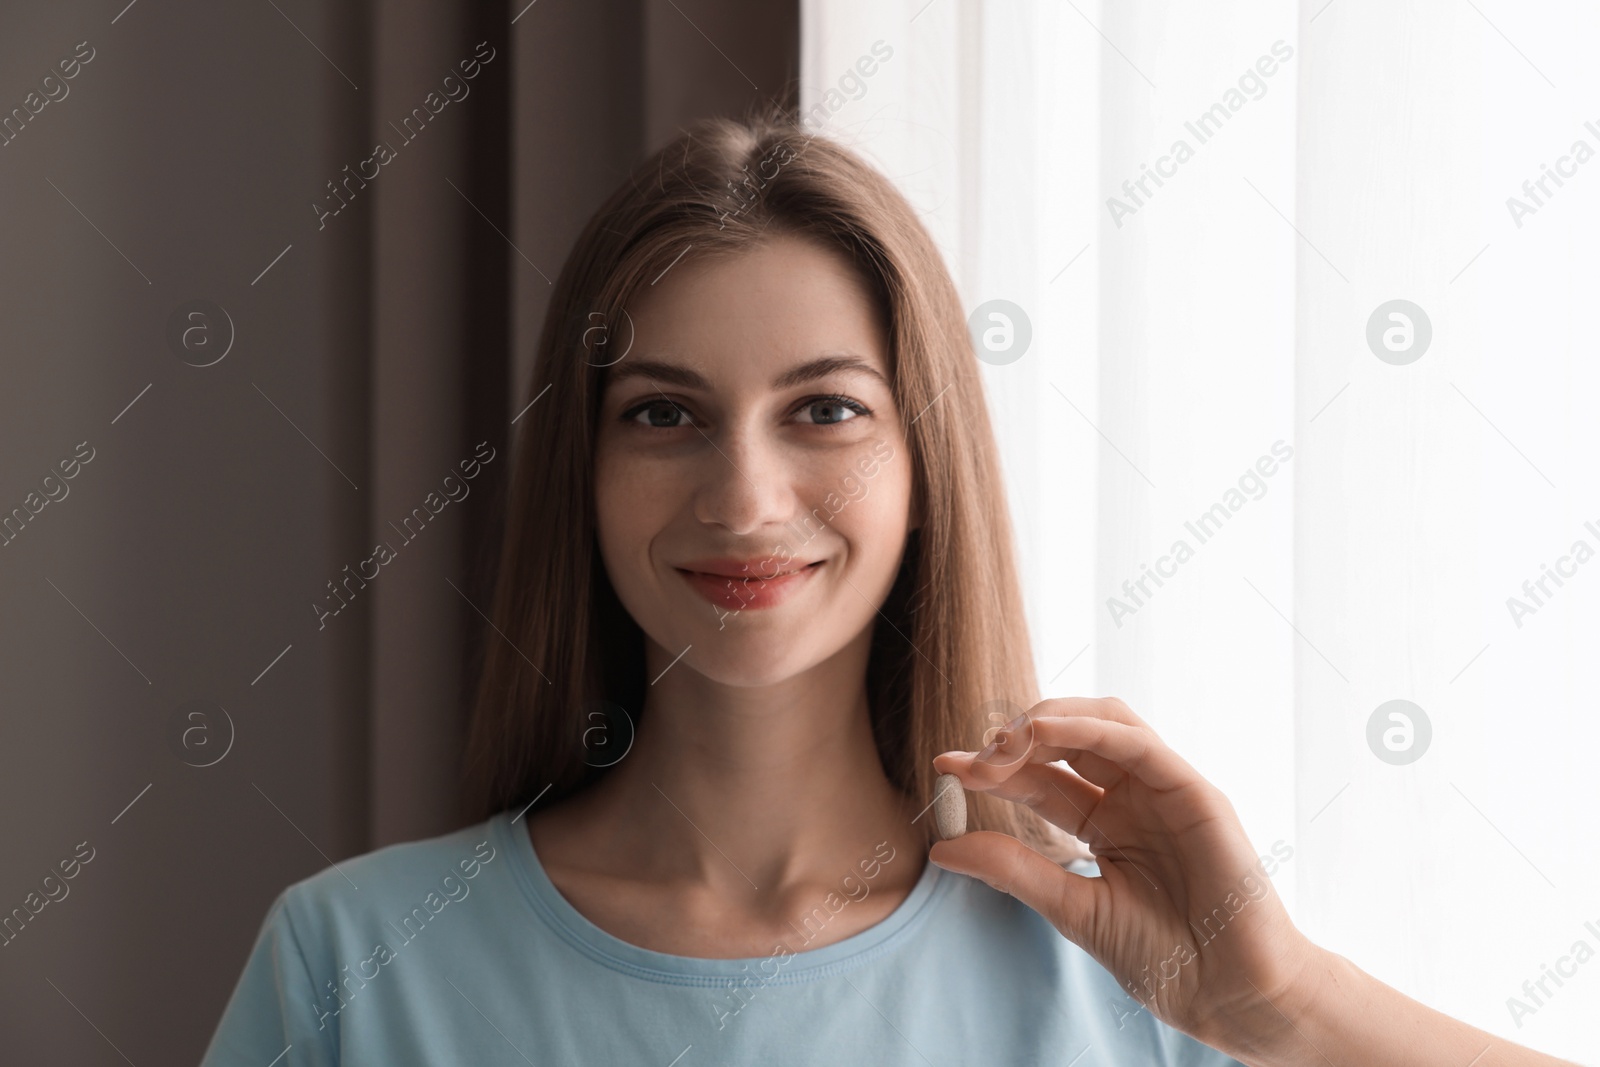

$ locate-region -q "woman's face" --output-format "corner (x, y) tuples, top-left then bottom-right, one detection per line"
(594, 232), (915, 688)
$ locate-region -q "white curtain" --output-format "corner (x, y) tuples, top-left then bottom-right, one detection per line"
(802, 1), (1600, 1060)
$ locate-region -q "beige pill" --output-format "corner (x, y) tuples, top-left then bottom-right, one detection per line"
(933, 773), (966, 840)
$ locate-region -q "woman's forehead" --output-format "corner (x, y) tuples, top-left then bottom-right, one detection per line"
(604, 352), (889, 395)
(612, 238), (891, 390)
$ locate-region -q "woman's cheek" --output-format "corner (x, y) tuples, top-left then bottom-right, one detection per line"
(840, 465), (910, 565)
(593, 451), (655, 587)
(878, 457), (916, 565)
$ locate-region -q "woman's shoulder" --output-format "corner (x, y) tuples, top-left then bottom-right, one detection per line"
(267, 813), (508, 948)
(201, 815), (519, 1065)
(940, 854), (1246, 1066)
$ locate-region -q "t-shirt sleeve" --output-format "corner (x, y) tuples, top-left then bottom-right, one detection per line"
(198, 888), (339, 1067)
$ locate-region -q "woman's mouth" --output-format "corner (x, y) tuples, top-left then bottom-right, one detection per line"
(675, 559), (826, 612)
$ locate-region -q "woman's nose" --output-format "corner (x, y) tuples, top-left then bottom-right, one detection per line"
(690, 428), (798, 536)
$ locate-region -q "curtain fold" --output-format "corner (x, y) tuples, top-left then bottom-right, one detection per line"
(0, 1), (794, 1062)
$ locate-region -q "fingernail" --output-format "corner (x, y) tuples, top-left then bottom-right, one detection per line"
(1004, 713), (1030, 731)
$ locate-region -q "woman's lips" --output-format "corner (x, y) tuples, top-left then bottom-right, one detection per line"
(676, 560), (825, 611)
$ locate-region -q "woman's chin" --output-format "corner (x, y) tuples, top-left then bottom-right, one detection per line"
(683, 642), (819, 689)
(640, 623), (825, 689)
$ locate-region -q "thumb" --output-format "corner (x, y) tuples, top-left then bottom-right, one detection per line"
(929, 831), (1101, 943)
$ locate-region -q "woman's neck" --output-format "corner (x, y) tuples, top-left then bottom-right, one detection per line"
(526, 628), (927, 954)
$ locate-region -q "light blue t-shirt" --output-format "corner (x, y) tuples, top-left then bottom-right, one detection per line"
(200, 808), (1245, 1066)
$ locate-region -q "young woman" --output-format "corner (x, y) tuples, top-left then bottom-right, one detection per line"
(201, 110), (1578, 1066)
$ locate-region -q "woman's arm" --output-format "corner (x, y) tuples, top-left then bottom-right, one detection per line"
(1220, 945), (1581, 1067)
(927, 698), (1581, 1067)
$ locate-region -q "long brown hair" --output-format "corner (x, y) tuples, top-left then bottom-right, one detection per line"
(463, 104), (1086, 863)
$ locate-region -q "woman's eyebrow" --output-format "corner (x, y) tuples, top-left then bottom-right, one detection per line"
(772, 355), (889, 390)
(606, 354), (889, 391)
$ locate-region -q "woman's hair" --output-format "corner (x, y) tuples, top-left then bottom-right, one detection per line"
(462, 103), (1087, 864)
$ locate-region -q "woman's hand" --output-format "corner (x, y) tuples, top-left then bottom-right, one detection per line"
(928, 696), (1317, 1051)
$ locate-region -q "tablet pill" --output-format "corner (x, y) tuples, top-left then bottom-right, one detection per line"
(933, 773), (966, 840)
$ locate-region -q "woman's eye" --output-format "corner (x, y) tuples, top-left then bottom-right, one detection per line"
(625, 400), (695, 428)
(622, 395), (869, 429)
(797, 395), (870, 426)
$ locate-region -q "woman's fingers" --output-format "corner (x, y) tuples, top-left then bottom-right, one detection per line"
(971, 697), (1150, 785)
(932, 753), (1105, 838)
(928, 830), (1102, 944)
(1031, 695), (1151, 731)
(1029, 717), (1199, 793)
(959, 714), (1200, 795)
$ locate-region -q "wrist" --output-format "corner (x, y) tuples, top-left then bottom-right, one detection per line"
(1267, 944), (1350, 1061)
(1197, 941), (1346, 1067)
